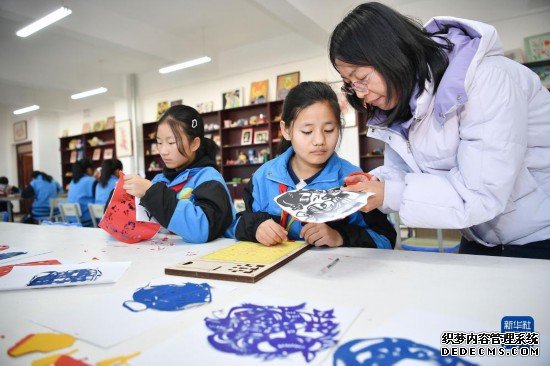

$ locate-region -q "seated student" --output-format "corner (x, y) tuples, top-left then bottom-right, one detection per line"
(0, 176), (20, 220)
(67, 159), (95, 227)
(95, 159), (123, 207)
(235, 81), (396, 248)
(123, 105), (236, 243)
(21, 171), (62, 223)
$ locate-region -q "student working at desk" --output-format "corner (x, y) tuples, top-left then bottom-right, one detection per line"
(122, 105), (236, 243)
(330, 2), (550, 259)
(21, 171), (62, 223)
(235, 81), (396, 248)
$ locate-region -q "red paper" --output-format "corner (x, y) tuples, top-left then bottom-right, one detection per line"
(99, 172), (160, 243)
(0, 260), (61, 277)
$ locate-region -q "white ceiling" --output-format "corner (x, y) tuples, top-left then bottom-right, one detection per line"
(1, 0), (549, 115)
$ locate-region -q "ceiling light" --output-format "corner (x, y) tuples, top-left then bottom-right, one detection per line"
(13, 105), (40, 115)
(16, 7), (72, 38)
(71, 87), (108, 100)
(159, 56), (211, 74)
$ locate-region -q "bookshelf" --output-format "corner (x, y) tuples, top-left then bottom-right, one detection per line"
(356, 111), (385, 172)
(59, 129), (116, 189)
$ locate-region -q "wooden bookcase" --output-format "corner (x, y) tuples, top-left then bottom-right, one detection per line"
(141, 101), (284, 198)
(59, 129), (116, 189)
(357, 111), (385, 172)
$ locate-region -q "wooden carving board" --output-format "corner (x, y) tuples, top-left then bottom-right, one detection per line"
(165, 241), (309, 283)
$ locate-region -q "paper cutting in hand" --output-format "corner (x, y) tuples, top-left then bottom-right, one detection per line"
(274, 187), (373, 223)
(99, 172), (160, 243)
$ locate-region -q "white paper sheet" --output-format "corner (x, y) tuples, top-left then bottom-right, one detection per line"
(0, 261), (130, 291)
(32, 276), (235, 348)
(0, 249), (52, 264)
(274, 188), (373, 223)
(135, 197), (160, 223)
(133, 295), (362, 366)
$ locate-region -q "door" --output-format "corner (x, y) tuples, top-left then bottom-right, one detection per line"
(16, 142), (33, 215)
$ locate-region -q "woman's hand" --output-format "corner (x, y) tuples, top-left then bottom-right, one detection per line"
(123, 174), (153, 198)
(344, 172), (378, 186)
(343, 180), (385, 212)
(300, 223), (344, 247)
(256, 219), (288, 246)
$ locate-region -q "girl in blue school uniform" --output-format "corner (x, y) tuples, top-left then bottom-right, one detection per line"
(123, 105), (236, 243)
(95, 158), (123, 206)
(235, 81), (396, 248)
(68, 159), (95, 227)
(21, 171), (62, 223)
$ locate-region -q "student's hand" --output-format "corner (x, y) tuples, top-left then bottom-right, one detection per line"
(256, 219), (288, 246)
(344, 172), (378, 187)
(123, 174), (153, 198)
(343, 180), (384, 212)
(300, 223), (344, 247)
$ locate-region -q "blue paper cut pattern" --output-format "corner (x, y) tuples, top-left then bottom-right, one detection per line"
(205, 302), (339, 362)
(0, 251), (27, 260)
(333, 337), (477, 366)
(27, 268), (102, 286)
(123, 282), (212, 312)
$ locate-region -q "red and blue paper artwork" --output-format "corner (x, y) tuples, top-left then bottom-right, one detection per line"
(205, 303), (339, 362)
(27, 268), (102, 287)
(333, 338), (477, 365)
(123, 282), (212, 312)
(99, 172), (160, 244)
(0, 251), (27, 261)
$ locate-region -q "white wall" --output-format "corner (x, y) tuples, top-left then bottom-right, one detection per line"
(493, 10), (550, 56)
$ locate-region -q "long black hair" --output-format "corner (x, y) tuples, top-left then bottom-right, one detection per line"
(72, 159), (93, 183)
(99, 158), (123, 188)
(279, 81), (342, 154)
(329, 2), (453, 126)
(157, 105), (219, 166)
(32, 171), (53, 182)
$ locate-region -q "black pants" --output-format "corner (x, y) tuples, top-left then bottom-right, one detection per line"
(459, 237), (550, 260)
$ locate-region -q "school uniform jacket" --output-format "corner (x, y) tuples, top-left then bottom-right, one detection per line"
(68, 175), (95, 226)
(21, 176), (61, 219)
(95, 175), (117, 206)
(367, 17), (550, 246)
(235, 147), (396, 248)
(139, 155), (236, 243)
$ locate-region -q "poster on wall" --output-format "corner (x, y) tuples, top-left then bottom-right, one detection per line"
(115, 120), (133, 157)
(13, 120), (27, 142)
(222, 88), (243, 109)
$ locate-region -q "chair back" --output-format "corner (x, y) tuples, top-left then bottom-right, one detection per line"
(88, 203), (105, 228)
(58, 203), (82, 224)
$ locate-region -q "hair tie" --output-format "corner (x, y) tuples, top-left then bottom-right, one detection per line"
(192, 119), (198, 128)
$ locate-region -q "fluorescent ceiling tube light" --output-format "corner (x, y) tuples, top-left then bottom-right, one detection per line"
(16, 7), (72, 38)
(71, 87), (108, 100)
(159, 56), (212, 74)
(13, 105), (40, 115)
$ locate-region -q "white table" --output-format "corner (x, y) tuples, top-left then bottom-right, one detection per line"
(0, 222), (548, 365)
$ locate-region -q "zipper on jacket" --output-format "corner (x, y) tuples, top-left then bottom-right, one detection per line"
(369, 125), (413, 154)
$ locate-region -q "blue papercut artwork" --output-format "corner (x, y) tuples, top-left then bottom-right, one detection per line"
(123, 282), (212, 312)
(0, 251), (27, 260)
(205, 302), (339, 362)
(27, 268), (102, 286)
(333, 337), (477, 366)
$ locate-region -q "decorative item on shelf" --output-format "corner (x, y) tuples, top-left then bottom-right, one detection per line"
(249, 80), (268, 104)
(170, 99), (183, 106)
(233, 198), (246, 213)
(236, 118), (248, 126)
(231, 177), (243, 184)
(196, 101), (214, 113)
(93, 120), (105, 132)
(105, 116), (116, 130)
(274, 114), (282, 122)
(503, 49), (525, 63)
(69, 151), (77, 163)
(82, 122), (91, 134)
(222, 88), (243, 109)
(205, 123), (218, 131)
(253, 130), (268, 144)
(524, 32), (550, 62)
(213, 135), (221, 147)
(103, 148), (113, 159)
(87, 136), (103, 147)
(215, 155), (222, 167)
(257, 113), (266, 124)
(68, 139), (78, 150)
(276, 71), (300, 100)
(77, 150), (84, 160)
(145, 149), (150, 156)
(157, 101), (169, 119)
(260, 148), (270, 163)
(148, 131), (156, 140)
(61, 129), (69, 137)
(151, 143), (159, 155)
(247, 149), (255, 164)
(237, 152), (248, 165)
(148, 160), (162, 172)
(242, 177), (250, 184)
(92, 148), (101, 161)
(65, 172), (73, 177)
(115, 119), (133, 157)
(371, 147), (384, 155)
(249, 115), (258, 125)
(224, 119), (232, 128)
(204, 133), (212, 140)
(241, 128), (253, 145)
(526, 62), (550, 88)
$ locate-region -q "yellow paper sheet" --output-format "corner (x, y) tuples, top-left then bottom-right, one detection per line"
(201, 241), (306, 264)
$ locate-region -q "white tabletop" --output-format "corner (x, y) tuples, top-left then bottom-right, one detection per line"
(0, 222), (548, 365)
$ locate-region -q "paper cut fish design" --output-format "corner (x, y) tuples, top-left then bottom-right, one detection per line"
(8, 333), (75, 357)
(123, 283), (211, 312)
(27, 269), (102, 287)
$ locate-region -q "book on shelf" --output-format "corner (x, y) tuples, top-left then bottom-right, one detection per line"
(103, 148), (113, 159)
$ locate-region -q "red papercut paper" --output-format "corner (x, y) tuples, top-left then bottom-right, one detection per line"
(0, 260), (61, 277)
(99, 172), (160, 244)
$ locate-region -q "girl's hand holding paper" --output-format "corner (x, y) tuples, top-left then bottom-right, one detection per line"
(123, 174), (153, 198)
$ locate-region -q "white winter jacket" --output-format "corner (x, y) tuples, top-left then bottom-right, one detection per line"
(369, 17), (550, 246)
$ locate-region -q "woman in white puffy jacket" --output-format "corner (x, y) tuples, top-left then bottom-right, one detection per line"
(330, 2), (550, 259)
